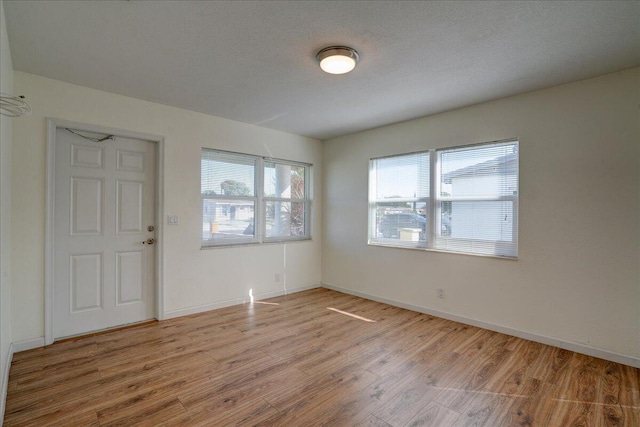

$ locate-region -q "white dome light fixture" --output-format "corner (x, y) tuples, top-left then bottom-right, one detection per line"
(316, 46), (360, 75)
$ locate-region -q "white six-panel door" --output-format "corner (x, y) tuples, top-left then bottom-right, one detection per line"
(53, 129), (156, 339)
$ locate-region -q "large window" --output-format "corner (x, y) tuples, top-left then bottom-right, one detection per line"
(201, 149), (311, 247)
(369, 140), (518, 258)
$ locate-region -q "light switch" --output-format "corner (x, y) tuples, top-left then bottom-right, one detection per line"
(167, 215), (179, 225)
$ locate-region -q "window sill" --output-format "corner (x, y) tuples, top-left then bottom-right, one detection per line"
(368, 241), (518, 260)
(201, 237), (312, 250)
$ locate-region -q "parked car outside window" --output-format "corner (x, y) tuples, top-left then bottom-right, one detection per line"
(379, 213), (451, 239)
(379, 213), (425, 239)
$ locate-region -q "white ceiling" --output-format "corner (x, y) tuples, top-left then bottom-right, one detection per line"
(4, 1), (640, 140)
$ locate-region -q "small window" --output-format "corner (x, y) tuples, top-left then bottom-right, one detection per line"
(368, 139), (518, 258)
(436, 141), (518, 257)
(201, 151), (258, 245)
(369, 152), (430, 248)
(201, 149), (311, 247)
(264, 161), (311, 240)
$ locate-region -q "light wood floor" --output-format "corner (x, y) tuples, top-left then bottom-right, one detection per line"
(4, 288), (639, 426)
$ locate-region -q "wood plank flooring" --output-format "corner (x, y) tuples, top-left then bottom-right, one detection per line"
(4, 288), (639, 426)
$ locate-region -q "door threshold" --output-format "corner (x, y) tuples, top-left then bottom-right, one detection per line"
(53, 319), (158, 344)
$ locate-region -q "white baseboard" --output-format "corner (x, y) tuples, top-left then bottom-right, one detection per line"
(1, 342), (14, 424)
(163, 283), (321, 320)
(12, 337), (45, 353)
(322, 282), (640, 369)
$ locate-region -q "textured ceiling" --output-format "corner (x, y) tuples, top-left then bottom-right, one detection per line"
(4, 1), (640, 140)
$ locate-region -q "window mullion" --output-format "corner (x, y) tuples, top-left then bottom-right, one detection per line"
(203, 194), (257, 202)
(256, 157), (264, 242)
(264, 197), (304, 202)
(439, 195), (517, 202)
(306, 168), (312, 239)
(429, 149), (437, 249)
(368, 161), (376, 243)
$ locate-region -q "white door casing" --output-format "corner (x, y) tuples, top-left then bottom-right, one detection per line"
(51, 125), (158, 339)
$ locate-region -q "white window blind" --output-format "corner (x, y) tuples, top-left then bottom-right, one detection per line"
(369, 152), (430, 248)
(368, 139), (518, 258)
(436, 141), (518, 257)
(201, 150), (258, 245)
(263, 161), (310, 240)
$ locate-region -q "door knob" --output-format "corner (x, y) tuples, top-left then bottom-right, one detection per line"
(142, 238), (155, 245)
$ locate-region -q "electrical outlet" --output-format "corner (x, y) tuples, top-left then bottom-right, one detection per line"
(437, 288), (444, 299)
(275, 273), (281, 283)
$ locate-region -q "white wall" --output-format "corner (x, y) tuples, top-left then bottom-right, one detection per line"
(0, 0), (14, 419)
(5, 50), (638, 368)
(323, 68), (640, 361)
(11, 72), (322, 342)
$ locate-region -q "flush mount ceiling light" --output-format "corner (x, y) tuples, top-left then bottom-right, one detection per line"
(316, 46), (360, 75)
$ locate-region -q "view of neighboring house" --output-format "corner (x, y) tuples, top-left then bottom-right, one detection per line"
(443, 151), (518, 242)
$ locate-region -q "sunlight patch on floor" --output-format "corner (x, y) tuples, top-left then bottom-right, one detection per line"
(249, 289), (281, 306)
(327, 307), (376, 322)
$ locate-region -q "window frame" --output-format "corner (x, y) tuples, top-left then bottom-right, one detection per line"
(368, 139), (519, 259)
(368, 151), (431, 249)
(201, 148), (312, 248)
(262, 159), (312, 243)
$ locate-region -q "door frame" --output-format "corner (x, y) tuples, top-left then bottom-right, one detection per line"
(45, 118), (165, 345)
